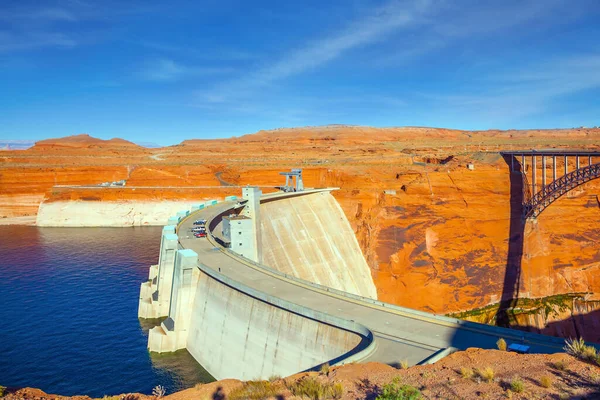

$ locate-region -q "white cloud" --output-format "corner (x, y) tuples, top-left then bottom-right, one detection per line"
(197, 0), (435, 103)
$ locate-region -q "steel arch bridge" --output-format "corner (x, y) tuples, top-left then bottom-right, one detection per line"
(500, 150), (600, 219)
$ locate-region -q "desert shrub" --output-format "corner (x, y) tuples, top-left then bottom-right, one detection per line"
(564, 337), (599, 362)
(552, 360), (566, 371)
(477, 367), (495, 383)
(564, 337), (587, 357)
(497, 338), (507, 351)
(400, 360), (409, 369)
(268, 374), (281, 382)
(0, 386), (5, 397)
(460, 367), (474, 379)
(582, 345), (597, 361)
(376, 378), (422, 400)
(229, 380), (282, 400)
(288, 377), (343, 400)
(152, 385), (166, 399)
(540, 375), (552, 388)
(510, 376), (524, 393)
(320, 362), (330, 375)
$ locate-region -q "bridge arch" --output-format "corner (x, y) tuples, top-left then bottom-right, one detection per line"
(501, 151), (600, 219)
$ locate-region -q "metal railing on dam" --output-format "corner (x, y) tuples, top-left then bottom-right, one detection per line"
(139, 189), (567, 381)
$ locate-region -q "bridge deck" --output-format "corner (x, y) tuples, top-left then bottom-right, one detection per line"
(500, 150), (600, 156)
(177, 194), (565, 366)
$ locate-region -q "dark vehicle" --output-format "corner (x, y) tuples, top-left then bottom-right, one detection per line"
(193, 219), (207, 226)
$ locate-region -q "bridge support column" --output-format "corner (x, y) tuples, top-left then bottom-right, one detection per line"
(532, 155), (536, 195)
(565, 155), (568, 175)
(553, 156), (556, 181)
(576, 155), (580, 170)
(542, 156), (546, 190)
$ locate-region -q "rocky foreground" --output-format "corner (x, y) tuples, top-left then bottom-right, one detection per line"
(3, 349), (600, 399)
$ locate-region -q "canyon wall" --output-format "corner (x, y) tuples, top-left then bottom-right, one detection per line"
(3, 128), (600, 340)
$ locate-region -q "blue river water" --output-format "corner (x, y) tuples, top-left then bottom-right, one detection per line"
(0, 226), (213, 397)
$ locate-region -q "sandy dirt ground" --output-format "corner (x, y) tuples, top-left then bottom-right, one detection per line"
(3, 349), (600, 399)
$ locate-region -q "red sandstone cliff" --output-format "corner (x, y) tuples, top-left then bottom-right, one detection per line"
(2, 127), (600, 339)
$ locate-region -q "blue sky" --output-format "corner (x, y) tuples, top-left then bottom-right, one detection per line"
(0, 0), (599, 146)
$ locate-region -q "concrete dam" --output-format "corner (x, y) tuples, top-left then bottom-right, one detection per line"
(138, 185), (566, 381)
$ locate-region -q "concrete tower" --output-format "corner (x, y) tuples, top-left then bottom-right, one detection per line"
(240, 186), (262, 263)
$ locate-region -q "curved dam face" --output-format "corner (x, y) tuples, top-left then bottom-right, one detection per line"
(260, 192), (377, 299)
(139, 188), (571, 382)
(139, 191), (373, 381)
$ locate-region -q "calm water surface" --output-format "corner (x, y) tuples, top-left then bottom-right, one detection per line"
(0, 226), (213, 397)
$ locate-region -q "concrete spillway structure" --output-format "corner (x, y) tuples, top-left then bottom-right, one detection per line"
(259, 191), (377, 298)
(139, 187), (567, 381)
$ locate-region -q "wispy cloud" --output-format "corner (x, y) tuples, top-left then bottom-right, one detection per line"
(197, 0), (435, 104)
(0, 31), (77, 52)
(140, 58), (235, 82)
(136, 40), (258, 61)
(416, 53), (600, 121)
(0, 7), (78, 22)
(0, 1), (160, 54)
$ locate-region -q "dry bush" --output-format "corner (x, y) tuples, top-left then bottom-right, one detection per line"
(375, 378), (422, 400)
(496, 338), (507, 351)
(540, 375), (552, 388)
(288, 376), (343, 400)
(582, 345), (597, 361)
(320, 363), (331, 375)
(477, 367), (495, 383)
(400, 360), (409, 369)
(552, 360), (567, 371)
(564, 337), (599, 363)
(152, 385), (166, 399)
(460, 367), (474, 379)
(229, 380), (283, 400)
(510, 376), (524, 393)
(564, 337), (587, 358)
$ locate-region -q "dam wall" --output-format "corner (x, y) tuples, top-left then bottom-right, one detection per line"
(139, 189), (572, 382)
(37, 200), (208, 227)
(183, 264), (366, 380)
(139, 197), (372, 380)
(259, 191), (377, 299)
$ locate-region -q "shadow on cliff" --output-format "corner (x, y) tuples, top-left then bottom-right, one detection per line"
(496, 154), (525, 328)
(510, 308), (600, 346)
